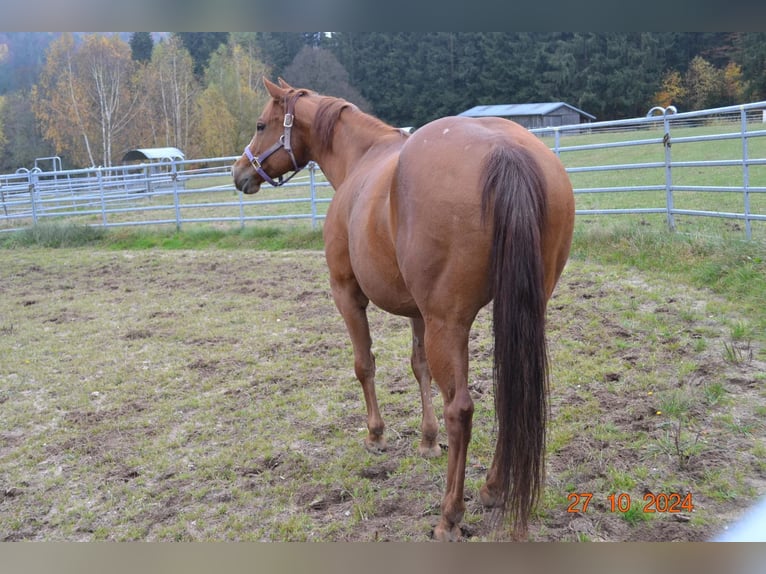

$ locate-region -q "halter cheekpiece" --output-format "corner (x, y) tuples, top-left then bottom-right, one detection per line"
(243, 91), (305, 187)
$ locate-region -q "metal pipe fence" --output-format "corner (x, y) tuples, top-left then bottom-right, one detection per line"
(1, 101), (765, 240)
(0, 159), (333, 233)
(531, 100), (766, 240)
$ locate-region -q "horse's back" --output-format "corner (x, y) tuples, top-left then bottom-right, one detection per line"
(392, 116), (574, 314)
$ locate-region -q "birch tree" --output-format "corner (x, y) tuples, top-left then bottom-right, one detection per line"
(141, 36), (198, 152)
(32, 33), (141, 167)
(80, 34), (142, 166)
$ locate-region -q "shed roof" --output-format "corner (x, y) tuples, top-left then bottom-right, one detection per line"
(122, 147), (185, 162)
(459, 102), (595, 120)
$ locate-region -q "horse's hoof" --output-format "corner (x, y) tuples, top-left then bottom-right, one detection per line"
(364, 436), (387, 454)
(511, 527), (529, 542)
(432, 521), (462, 542)
(418, 443), (442, 458)
(479, 484), (502, 508)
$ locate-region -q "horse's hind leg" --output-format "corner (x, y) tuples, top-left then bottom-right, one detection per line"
(423, 316), (474, 542)
(410, 316), (441, 458)
(331, 276), (386, 453)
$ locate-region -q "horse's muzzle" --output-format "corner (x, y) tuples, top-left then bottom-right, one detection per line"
(232, 162), (262, 195)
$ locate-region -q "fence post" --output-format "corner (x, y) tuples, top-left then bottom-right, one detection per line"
(28, 169), (38, 225)
(309, 162), (318, 230)
(741, 106), (752, 241)
(171, 160), (181, 232)
(662, 107), (676, 232)
(97, 167), (107, 227)
(554, 128), (561, 157)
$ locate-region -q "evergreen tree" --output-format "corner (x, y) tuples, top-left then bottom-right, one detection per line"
(735, 32), (766, 100)
(0, 90), (53, 171)
(129, 32), (153, 63)
(174, 32), (229, 77)
(253, 33), (307, 79)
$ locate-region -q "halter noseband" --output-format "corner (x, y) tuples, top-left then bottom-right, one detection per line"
(243, 91), (305, 187)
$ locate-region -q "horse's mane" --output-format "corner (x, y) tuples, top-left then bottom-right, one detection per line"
(312, 95), (400, 154)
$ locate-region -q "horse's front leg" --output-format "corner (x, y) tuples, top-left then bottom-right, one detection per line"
(330, 275), (386, 453)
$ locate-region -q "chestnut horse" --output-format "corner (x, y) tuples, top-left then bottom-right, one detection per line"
(232, 78), (574, 541)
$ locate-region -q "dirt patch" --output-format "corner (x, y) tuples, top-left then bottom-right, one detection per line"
(0, 249), (763, 541)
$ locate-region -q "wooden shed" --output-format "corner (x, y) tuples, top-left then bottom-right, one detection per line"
(458, 102), (595, 129)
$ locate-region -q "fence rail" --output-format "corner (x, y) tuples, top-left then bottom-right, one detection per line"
(531, 100), (766, 240)
(2, 101), (765, 240)
(0, 159), (333, 233)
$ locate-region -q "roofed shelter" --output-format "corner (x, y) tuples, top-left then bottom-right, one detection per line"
(122, 147), (185, 163)
(458, 103), (595, 129)
(121, 148), (185, 193)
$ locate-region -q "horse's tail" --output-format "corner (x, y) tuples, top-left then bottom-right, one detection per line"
(480, 144), (549, 538)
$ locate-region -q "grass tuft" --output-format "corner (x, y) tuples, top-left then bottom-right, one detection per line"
(1, 222), (106, 248)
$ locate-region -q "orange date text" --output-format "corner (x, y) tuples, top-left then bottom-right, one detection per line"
(566, 492), (693, 513)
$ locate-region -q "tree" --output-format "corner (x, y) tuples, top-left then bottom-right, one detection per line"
(139, 36), (198, 152)
(194, 86), (235, 158)
(735, 33), (766, 101)
(32, 33), (96, 167)
(654, 70), (686, 108)
(0, 32), (58, 95)
(81, 35), (143, 166)
(282, 45), (371, 111)
(0, 90), (55, 171)
(252, 33), (307, 79)
(129, 32), (153, 63)
(32, 33), (142, 168)
(684, 56), (726, 110)
(0, 95), (6, 152)
(194, 41), (270, 157)
(175, 32), (229, 77)
(722, 62), (746, 103)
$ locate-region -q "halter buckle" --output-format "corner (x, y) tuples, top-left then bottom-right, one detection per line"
(283, 113), (294, 128)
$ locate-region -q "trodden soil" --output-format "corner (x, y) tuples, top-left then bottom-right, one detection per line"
(1, 249), (764, 541)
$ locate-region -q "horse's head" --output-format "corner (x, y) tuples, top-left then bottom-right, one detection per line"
(232, 78), (312, 195)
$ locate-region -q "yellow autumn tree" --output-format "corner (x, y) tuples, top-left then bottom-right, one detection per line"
(723, 61), (746, 103)
(32, 33), (95, 167)
(195, 86), (236, 158)
(193, 40), (270, 158)
(32, 33), (141, 167)
(653, 70), (686, 108)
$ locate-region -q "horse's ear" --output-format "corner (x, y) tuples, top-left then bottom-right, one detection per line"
(263, 77), (285, 100)
(277, 77), (294, 90)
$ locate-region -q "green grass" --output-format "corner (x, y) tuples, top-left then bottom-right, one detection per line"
(0, 221), (107, 247)
(0, 223), (325, 251)
(620, 504), (652, 526)
(570, 225), (766, 338)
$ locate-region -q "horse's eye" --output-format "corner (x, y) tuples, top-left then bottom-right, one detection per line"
(256, 122), (266, 132)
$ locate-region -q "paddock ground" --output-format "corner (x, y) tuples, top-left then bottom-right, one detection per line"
(1, 248), (764, 541)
